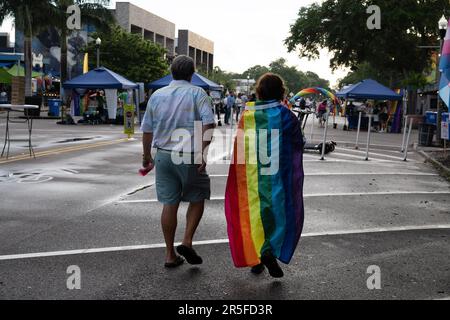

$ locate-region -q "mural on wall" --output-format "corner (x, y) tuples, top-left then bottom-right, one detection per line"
(15, 26), (88, 79)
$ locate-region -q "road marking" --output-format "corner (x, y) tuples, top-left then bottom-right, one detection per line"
(117, 191), (450, 204)
(0, 224), (448, 261)
(335, 147), (416, 162)
(0, 139), (129, 164)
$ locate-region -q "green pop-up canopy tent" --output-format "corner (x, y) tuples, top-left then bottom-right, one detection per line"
(0, 68), (12, 84)
(7, 65), (43, 78)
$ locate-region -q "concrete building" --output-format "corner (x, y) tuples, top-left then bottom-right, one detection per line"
(0, 33), (13, 53)
(113, 2), (176, 58)
(176, 30), (214, 74)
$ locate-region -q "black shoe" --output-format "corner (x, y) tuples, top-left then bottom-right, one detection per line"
(261, 251), (284, 278)
(164, 256), (185, 269)
(176, 245), (203, 265)
(251, 263), (265, 275)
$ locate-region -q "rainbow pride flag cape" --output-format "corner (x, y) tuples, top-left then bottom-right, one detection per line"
(225, 101), (305, 268)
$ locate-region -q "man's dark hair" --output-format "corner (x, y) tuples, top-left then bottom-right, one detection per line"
(256, 73), (286, 102)
(171, 55), (195, 81)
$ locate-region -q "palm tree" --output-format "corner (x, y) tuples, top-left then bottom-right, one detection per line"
(0, 0), (54, 97)
(49, 0), (114, 85)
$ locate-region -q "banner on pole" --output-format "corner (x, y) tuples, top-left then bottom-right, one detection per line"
(124, 104), (135, 137)
(442, 121), (449, 140)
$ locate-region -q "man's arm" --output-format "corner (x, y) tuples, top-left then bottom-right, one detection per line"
(142, 132), (154, 168)
(198, 123), (216, 173)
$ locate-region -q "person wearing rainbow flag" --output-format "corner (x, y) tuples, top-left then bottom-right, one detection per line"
(225, 73), (305, 278)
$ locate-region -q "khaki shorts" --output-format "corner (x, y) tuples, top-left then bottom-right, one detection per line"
(155, 150), (211, 205)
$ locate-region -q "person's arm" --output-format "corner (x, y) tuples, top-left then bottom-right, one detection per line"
(198, 123), (216, 172)
(197, 93), (217, 172)
(140, 98), (154, 167)
(142, 132), (154, 168)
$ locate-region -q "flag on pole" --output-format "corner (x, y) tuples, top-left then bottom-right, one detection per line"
(83, 53), (89, 74)
(439, 19), (450, 108)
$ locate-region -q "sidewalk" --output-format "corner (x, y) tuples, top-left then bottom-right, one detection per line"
(417, 147), (450, 178)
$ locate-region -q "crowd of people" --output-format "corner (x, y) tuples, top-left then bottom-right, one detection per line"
(346, 101), (390, 133)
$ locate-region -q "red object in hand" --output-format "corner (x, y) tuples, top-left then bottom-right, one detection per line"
(139, 164), (154, 177)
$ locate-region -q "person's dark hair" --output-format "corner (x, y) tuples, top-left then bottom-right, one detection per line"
(255, 73), (286, 102)
(171, 55), (195, 81)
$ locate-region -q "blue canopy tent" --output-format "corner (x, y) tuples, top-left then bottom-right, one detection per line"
(148, 72), (223, 91)
(336, 79), (403, 101)
(63, 67), (139, 120)
(63, 67), (138, 90)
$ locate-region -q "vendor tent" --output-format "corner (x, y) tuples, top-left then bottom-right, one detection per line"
(336, 79), (402, 101)
(63, 67), (138, 89)
(8, 65), (43, 78)
(148, 72), (223, 91)
(0, 68), (12, 84)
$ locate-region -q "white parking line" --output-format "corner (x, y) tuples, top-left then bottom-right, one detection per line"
(0, 224), (448, 262)
(117, 191), (450, 204)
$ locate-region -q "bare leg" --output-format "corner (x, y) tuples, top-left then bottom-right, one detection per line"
(161, 204), (180, 263)
(182, 201), (205, 248)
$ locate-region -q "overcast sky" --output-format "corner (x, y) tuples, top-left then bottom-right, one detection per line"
(0, 0), (349, 87)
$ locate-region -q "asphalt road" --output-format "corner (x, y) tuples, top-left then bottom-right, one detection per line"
(0, 120), (449, 300)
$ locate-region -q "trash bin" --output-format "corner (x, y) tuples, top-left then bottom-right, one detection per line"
(48, 99), (62, 117)
(418, 123), (435, 147)
(425, 111), (437, 125)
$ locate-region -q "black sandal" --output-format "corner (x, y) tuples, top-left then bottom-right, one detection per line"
(164, 256), (185, 269)
(176, 245), (203, 265)
(251, 263), (265, 275)
(261, 251), (284, 278)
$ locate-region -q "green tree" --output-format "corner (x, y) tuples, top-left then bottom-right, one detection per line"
(85, 26), (169, 83)
(285, 0), (450, 87)
(0, 0), (54, 97)
(242, 65), (270, 82)
(206, 66), (236, 92)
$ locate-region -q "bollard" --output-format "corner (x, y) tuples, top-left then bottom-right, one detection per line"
(403, 117), (414, 162)
(401, 115), (409, 153)
(365, 115), (372, 161)
(320, 113), (330, 161)
(310, 112), (315, 141)
(355, 111), (362, 150)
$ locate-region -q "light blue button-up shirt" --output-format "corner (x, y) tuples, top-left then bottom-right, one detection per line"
(141, 80), (215, 152)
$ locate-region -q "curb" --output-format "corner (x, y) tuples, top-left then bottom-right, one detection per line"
(417, 150), (450, 176)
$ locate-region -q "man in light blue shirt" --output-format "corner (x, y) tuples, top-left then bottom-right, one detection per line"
(141, 55), (216, 268)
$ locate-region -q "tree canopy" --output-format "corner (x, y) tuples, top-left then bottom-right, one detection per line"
(85, 26), (169, 84)
(204, 58), (330, 94)
(285, 0), (450, 87)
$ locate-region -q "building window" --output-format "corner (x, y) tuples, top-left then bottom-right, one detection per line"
(155, 34), (165, 47)
(144, 30), (154, 42)
(166, 38), (175, 56)
(130, 24), (143, 37)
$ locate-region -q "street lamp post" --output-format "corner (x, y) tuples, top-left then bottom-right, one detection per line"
(247, 75), (250, 96)
(437, 15), (448, 143)
(96, 37), (102, 68)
